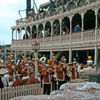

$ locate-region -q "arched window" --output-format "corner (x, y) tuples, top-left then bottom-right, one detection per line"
(45, 22), (51, 37)
(53, 19), (60, 36)
(61, 17), (70, 35)
(32, 25), (37, 39)
(38, 24), (44, 38)
(84, 10), (95, 30)
(72, 13), (82, 32)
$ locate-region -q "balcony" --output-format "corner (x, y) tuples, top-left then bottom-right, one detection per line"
(11, 29), (100, 51)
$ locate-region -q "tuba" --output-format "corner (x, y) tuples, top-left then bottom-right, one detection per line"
(39, 57), (46, 63)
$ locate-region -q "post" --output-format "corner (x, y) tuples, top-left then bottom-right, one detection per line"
(12, 30), (14, 40)
(70, 16), (72, 44)
(34, 50), (38, 79)
(95, 9), (98, 42)
(94, 45), (98, 65)
(81, 12), (84, 42)
(60, 18), (62, 44)
(50, 50), (53, 60)
(36, 25), (39, 38)
(25, 28), (27, 40)
(15, 50), (17, 64)
(30, 26), (32, 40)
(43, 23), (45, 46)
(16, 30), (17, 40)
(69, 48), (72, 63)
(51, 21), (53, 45)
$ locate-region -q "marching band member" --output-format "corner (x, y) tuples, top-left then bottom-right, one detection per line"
(87, 56), (93, 67)
(56, 62), (64, 89)
(42, 65), (51, 95)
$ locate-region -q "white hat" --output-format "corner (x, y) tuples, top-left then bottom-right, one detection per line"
(25, 64), (29, 66)
(0, 68), (8, 75)
(28, 61), (31, 63)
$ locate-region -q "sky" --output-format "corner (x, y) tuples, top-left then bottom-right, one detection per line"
(0, 0), (49, 45)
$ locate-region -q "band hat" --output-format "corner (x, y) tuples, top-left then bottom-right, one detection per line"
(25, 64), (29, 66)
(21, 60), (25, 62)
(0, 68), (8, 75)
(28, 61), (32, 63)
(11, 59), (15, 62)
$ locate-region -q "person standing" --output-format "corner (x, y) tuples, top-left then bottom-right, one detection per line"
(56, 62), (64, 89)
(42, 66), (51, 95)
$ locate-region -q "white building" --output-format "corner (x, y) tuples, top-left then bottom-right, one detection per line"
(11, 0), (100, 65)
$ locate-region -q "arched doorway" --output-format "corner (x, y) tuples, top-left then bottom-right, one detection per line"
(45, 22), (51, 37)
(38, 24), (44, 38)
(53, 19), (60, 36)
(32, 25), (37, 39)
(84, 9), (95, 30)
(61, 16), (70, 35)
(72, 13), (82, 32)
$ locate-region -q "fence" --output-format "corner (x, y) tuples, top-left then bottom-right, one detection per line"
(0, 84), (41, 100)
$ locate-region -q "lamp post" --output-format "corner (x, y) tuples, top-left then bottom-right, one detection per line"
(32, 41), (40, 79)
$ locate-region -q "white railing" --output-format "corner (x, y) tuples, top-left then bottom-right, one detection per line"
(83, 29), (95, 42)
(12, 29), (100, 50)
(0, 84), (41, 100)
(71, 32), (81, 43)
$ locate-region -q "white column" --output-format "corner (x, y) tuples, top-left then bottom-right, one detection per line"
(30, 26), (32, 40)
(51, 21), (53, 45)
(16, 30), (17, 40)
(59, 19), (62, 35)
(36, 25), (38, 38)
(60, 18), (62, 44)
(69, 48), (72, 63)
(95, 9), (98, 29)
(15, 50), (17, 64)
(81, 12), (84, 42)
(95, 9), (98, 42)
(34, 51), (38, 79)
(12, 30), (14, 40)
(70, 16), (72, 44)
(50, 50), (53, 60)
(43, 23), (45, 46)
(25, 28), (27, 40)
(20, 29), (22, 40)
(18, 29), (21, 40)
(94, 45), (98, 65)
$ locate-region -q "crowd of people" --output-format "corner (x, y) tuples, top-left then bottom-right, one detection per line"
(0, 54), (94, 95)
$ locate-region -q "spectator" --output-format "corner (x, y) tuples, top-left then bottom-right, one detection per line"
(54, 28), (60, 36)
(66, 27), (70, 34)
(13, 75), (27, 87)
(46, 28), (51, 37)
(8, 77), (13, 87)
(49, 0), (56, 10)
(54, 0), (60, 8)
(74, 24), (80, 32)
(13, 75), (22, 87)
(27, 72), (40, 85)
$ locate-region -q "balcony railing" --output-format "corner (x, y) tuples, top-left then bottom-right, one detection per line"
(12, 29), (100, 50)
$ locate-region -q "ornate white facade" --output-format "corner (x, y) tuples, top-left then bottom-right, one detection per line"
(11, 0), (100, 65)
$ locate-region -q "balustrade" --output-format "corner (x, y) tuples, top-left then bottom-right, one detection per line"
(83, 30), (95, 42)
(12, 29), (100, 50)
